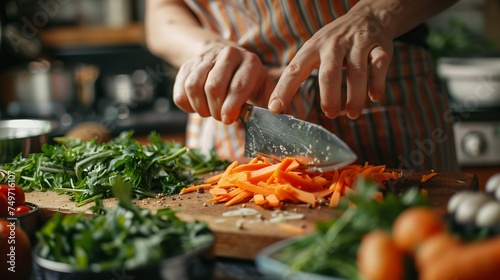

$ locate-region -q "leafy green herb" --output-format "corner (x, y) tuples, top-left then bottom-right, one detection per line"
(274, 178), (429, 279)
(1, 131), (229, 205)
(35, 176), (213, 271)
(427, 18), (497, 63)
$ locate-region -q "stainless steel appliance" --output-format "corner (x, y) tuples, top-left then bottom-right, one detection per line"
(452, 108), (500, 166)
(439, 57), (500, 166)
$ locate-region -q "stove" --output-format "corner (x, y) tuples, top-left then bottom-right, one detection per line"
(451, 104), (500, 166)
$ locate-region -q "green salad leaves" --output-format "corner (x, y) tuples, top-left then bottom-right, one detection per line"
(36, 176), (213, 271)
(1, 131), (229, 206)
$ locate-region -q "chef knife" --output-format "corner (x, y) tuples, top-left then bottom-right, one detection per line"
(240, 104), (357, 172)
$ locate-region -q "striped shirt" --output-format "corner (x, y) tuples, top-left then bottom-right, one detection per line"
(182, 0), (459, 172)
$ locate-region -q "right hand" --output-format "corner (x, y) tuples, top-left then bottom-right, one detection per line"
(173, 44), (276, 124)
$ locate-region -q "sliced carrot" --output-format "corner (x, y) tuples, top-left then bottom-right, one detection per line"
(180, 156), (399, 209)
(248, 163), (280, 184)
(275, 170), (325, 191)
(225, 190), (253, 207)
(277, 157), (300, 172)
(313, 187), (333, 199)
(203, 172), (223, 184)
(280, 184), (317, 207)
(329, 191), (341, 208)
(180, 183), (212, 194)
(253, 194), (266, 205)
(275, 185), (300, 203)
(266, 193), (281, 208)
(209, 187), (228, 196)
(312, 176), (328, 186)
(235, 173), (274, 197)
(231, 162), (271, 173)
(421, 172), (438, 183)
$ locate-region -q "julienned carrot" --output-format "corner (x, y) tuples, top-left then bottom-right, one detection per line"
(179, 183), (212, 194)
(253, 194), (266, 205)
(183, 156), (400, 208)
(266, 193), (281, 207)
(225, 190), (253, 206)
(421, 172), (438, 183)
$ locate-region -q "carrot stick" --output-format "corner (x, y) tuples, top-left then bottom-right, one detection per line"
(209, 187), (228, 196)
(180, 183), (212, 194)
(275, 185), (300, 203)
(235, 173), (274, 197)
(203, 172), (223, 184)
(313, 188), (333, 199)
(421, 172), (438, 183)
(266, 193), (281, 208)
(225, 190), (253, 207)
(248, 163), (281, 184)
(275, 170), (326, 191)
(231, 162), (271, 173)
(253, 194), (266, 205)
(282, 184), (317, 207)
(329, 191), (341, 208)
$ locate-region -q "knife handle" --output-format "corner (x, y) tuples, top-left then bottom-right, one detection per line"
(239, 103), (253, 123)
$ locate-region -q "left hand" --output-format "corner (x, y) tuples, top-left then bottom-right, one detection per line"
(267, 9), (394, 119)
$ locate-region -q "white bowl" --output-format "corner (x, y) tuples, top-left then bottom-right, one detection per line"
(437, 57), (500, 108)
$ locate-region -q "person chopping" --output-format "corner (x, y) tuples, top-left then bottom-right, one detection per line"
(145, 0), (459, 171)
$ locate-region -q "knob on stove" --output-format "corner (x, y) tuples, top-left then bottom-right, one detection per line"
(461, 132), (486, 157)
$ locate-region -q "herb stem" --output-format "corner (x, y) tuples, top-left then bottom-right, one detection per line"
(39, 166), (75, 174)
(75, 150), (115, 180)
(75, 193), (104, 207)
(146, 147), (187, 169)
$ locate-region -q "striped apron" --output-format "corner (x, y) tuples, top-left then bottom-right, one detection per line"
(182, 0), (459, 172)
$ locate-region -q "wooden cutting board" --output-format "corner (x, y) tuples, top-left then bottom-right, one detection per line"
(26, 170), (478, 260)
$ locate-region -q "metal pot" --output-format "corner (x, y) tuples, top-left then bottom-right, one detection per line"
(0, 119), (52, 164)
(2, 60), (99, 118)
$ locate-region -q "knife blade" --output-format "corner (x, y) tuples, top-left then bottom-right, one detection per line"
(240, 104), (357, 172)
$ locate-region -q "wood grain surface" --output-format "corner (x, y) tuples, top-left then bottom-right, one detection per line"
(25, 170), (478, 260)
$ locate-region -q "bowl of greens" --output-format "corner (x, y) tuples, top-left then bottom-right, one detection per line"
(33, 177), (215, 280)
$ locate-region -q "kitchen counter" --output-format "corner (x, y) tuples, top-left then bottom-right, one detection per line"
(26, 170), (478, 260)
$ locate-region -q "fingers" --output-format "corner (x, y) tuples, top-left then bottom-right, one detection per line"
(318, 41), (345, 119)
(268, 41), (319, 114)
(205, 47), (241, 121)
(221, 53), (263, 124)
(345, 32), (371, 120)
(368, 46), (391, 103)
(173, 62), (196, 113)
(173, 45), (265, 123)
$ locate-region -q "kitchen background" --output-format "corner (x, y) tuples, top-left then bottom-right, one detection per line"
(0, 0), (499, 188)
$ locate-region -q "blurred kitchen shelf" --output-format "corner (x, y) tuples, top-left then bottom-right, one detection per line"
(38, 23), (144, 48)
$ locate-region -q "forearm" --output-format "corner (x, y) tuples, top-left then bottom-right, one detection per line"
(145, 0), (235, 68)
(351, 0), (458, 38)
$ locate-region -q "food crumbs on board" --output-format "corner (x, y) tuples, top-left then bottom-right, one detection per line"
(182, 156), (400, 208)
(236, 219), (244, 230)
